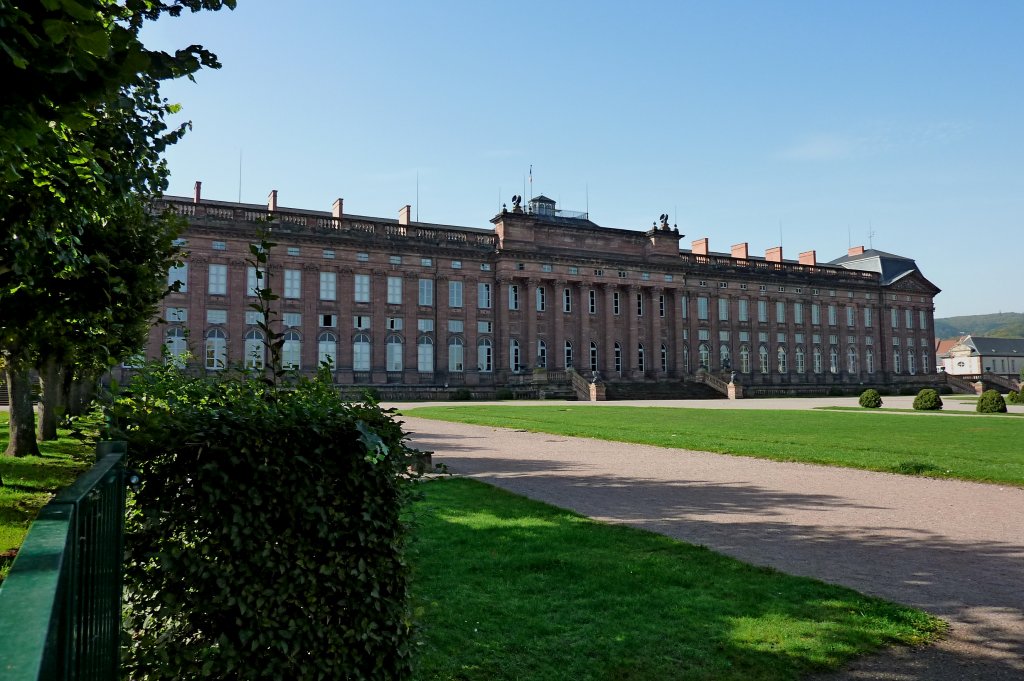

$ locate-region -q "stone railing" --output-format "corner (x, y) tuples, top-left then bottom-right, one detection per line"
(566, 368), (605, 401)
(679, 253), (879, 284)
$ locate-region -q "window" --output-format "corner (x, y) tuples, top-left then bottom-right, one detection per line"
(208, 264), (227, 295)
(478, 283), (492, 308)
(697, 297), (709, 320)
(283, 246), (298, 257)
(283, 312), (301, 328)
(536, 286), (546, 312)
(866, 348), (874, 374)
(477, 338), (493, 372)
(907, 349), (916, 375)
(421, 257), (432, 267)
(846, 306), (855, 327)
(589, 290), (597, 314)
(827, 304), (837, 326)
(813, 346), (822, 374)
(477, 321), (492, 333)
(516, 263), (525, 271)
(448, 337), (464, 372)
(509, 339), (522, 371)
(614, 342), (622, 374)
(212, 240), (226, 251)
(891, 308), (899, 328)
(354, 274), (370, 303)
(451, 260), (462, 269)
(386, 335), (403, 371)
(564, 341), (574, 369)
(166, 307), (187, 323)
(245, 310), (261, 325)
(207, 309), (227, 325)
(282, 331), (301, 369)
(699, 343), (711, 370)
(417, 336), (434, 373)
(387, 276), (403, 304)
(569, 266), (579, 275)
(613, 291), (620, 315)
(449, 280), (464, 308)
(322, 249), (335, 259)
(739, 283), (748, 290)
(681, 296), (688, 318)
(682, 344), (690, 372)
(417, 319), (434, 332)
(508, 284), (520, 310)
(905, 309), (913, 329)
(811, 304), (821, 325)
(537, 339), (547, 368)
(776, 301), (786, 323)
(864, 307), (872, 327)
(591, 342), (600, 373)
(718, 298), (729, 321)
(246, 266), (259, 296)
(563, 288), (572, 313)
(618, 270), (628, 279)
(284, 269), (301, 299)
(637, 344), (646, 372)
(480, 263), (491, 271)
(921, 352), (929, 374)
(320, 272), (337, 301)
(353, 315), (370, 330)
(740, 345), (750, 373)
(757, 300), (768, 323)
(795, 346), (805, 373)
(793, 302), (803, 325)
(720, 343), (730, 369)
(318, 332), (337, 367)
(418, 278), (434, 306)
(699, 280), (707, 287)
(635, 292), (643, 317)
(387, 317), (403, 331)
(759, 345), (769, 374)
(659, 294), (666, 318)
(389, 255), (402, 265)
(353, 334), (370, 371)
(542, 264), (552, 273)
(665, 274), (674, 282)
(847, 346), (858, 373)
(594, 269), (604, 277)
(919, 310), (927, 329)
(158, 327), (185, 368)
(829, 346), (839, 374)
(168, 263), (188, 291)
(777, 346), (787, 373)
(356, 252), (369, 262)
(244, 329), (265, 370)
(447, 320), (463, 333)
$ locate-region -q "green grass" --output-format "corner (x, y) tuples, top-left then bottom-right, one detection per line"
(820, 406), (1024, 417)
(0, 412), (95, 580)
(405, 405), (1024, 486)
(410, 478), (944, 681)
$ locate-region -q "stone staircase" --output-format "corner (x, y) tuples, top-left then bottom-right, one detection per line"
(604, 379), (724, 401)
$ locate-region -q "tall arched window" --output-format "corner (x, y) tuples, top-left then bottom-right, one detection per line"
(478, 338), (493, 372)
(637, 343), (646, 372)
(205, 329), (226, 370)
(682, 345), (689, 373)
(244, 329), (266, 370)
(352, 333), (371, 371)
(698, 343), (710, 370)
(847, 346), (858, 374)
(386, 335), (403, 372)
(564, 340), (573, 369)
(282, 330), (302, 369)
(719, 344), (730, 370)
(417, 336), (434, 373)
(509, 339), (521, 371)
(907, 349), (916, 375)
(813, 346), (822, 374)
(758, 345), (769, 374)
(318, 331), (337, 368)
(866, 348), (875, 374)
(777, 346), (787, 373)
(614, 342), (622, 374)
(920, 352), (929, 374)
(660, 344), (668, 372)
(448, 337), (464, 372)
(739, 345), (750, 373)
(590, 342), (599, 373)
(893, 350), (901, 374)
(829, 346), (839, 374)
(537, 339), (547, 368)
(794, 345), (805, 374)
(165, 327), (188, 367)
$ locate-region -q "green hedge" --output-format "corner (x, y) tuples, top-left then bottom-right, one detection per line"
(105, 365), (424, 680)
(912, 388), (943, 411)
(977, 389), (1007, 414)
(859, 388), (883, 408)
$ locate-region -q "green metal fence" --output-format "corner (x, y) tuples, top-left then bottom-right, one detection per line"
(0, 442), (128, 680)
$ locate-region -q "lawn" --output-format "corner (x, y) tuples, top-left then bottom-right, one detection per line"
(405, 405), (1024, 486)
(410, 478), (944, 681)
(0, 412), (95, 580)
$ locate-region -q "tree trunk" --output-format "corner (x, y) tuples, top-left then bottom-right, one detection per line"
(37, 355), (65, 441)
(4, 362), (40, 457)
(66, 376), (96, 417)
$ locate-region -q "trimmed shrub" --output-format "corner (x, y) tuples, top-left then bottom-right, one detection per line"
(912, 388), (943, 411)
(1007, 389), (1021, 405)
(859, 388), (883, 408)
(104, 365), (425, 680)
(976, 389), (1007, 414)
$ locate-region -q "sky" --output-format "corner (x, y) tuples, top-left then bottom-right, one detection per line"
(142, 1), (1024, 319)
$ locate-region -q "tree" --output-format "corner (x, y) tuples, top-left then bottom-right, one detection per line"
(1, 1), (235, 459)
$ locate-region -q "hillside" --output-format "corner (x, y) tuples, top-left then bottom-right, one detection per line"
(934, 312), (1024, 339)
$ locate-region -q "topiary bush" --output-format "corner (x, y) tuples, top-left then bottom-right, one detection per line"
(859, 388), (883, 408)
(976, 389), (1007, 414)
(1007, 389), (1021, 405)
(912, 388), (943, 411)
(104, 364), (426, 680)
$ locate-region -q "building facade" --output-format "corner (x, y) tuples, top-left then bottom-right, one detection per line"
(941, 335), (1024, 380)
(147, 186), (941, 394)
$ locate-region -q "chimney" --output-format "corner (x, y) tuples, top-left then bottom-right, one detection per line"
(765, 246), (783, 262)
(399, 204), (412, 226)
(731, 242), (749, 259)
(798, 250), (817, 266)
(848, 245), (865, 257)
(332, 198), (344, 219)
(691, 238), (709, 255)
(193, 181), (202, 204)
(268, 189), (278, 212)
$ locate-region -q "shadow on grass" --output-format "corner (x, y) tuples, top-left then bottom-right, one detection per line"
(408, 429), (1024, 680)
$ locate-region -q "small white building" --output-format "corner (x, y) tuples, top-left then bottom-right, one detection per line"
(941, 335), (1024, 380)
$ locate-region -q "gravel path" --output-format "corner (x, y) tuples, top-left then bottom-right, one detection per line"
(399, 400), (1024, 680)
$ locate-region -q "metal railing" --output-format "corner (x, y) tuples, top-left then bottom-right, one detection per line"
(0, 442), (128, 680)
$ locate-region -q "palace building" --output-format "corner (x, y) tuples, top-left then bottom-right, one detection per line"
(146, 183), (941, 399)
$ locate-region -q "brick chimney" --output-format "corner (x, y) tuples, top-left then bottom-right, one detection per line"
(798, 250), (816, 265)
(193, 180), (202, 204)
(765, 246), (783, 262)
(399, 204), (412, 226)
(268, 189), (278, 211)
(691, 238), (709, 255)
(332, 198), (344, 219)
(848, 245), (865, 257)
(731, 242), (749, 259)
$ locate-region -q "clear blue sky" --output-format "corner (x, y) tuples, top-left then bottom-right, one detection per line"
(143, 1), (1023, 320)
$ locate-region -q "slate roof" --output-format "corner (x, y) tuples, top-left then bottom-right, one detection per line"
(963, 336), (1024, 356)
(827, 248), (922, 286)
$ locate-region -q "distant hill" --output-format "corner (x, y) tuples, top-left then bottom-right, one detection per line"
(934, 312), (1024, 339)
